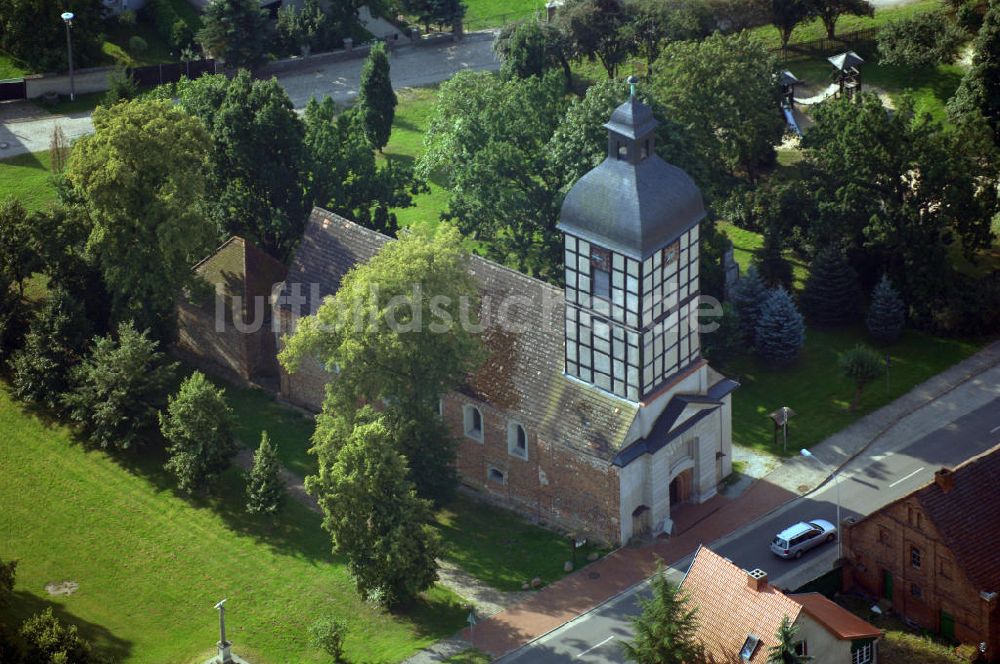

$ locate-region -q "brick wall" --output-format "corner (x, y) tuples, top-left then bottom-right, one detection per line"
(844, 498), (1000, 657)
(177, 297), (251, 380)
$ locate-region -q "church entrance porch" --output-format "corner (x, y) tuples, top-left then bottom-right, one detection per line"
(669, 467), (693, 506)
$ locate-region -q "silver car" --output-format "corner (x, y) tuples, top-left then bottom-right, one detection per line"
(770, 520), (837, 559)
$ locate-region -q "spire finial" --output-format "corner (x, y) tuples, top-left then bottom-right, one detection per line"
(627, 75), (638, 98)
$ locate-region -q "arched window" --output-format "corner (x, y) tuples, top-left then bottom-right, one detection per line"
(508, 421), (528, 459)
(463, 405), (483, 442)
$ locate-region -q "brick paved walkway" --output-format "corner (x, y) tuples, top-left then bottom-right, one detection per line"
(463, 478), (796, 658)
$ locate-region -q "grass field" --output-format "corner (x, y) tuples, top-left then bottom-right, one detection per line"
(462, 0), (543, 28)
(0, 151), (59, 213)
(0, 52), (27, 80)
(0, 383), (467, 664)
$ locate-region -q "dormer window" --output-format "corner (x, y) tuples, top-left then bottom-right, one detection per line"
(739, 635), (760, 661)
(591, 246), (611, 300)
(616, 142), (627, 160)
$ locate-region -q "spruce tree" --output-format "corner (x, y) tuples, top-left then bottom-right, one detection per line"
(10, 289), (90, 412)
(622, 565), (702, 664)
(755, 287), (806, 367)
(702, 302), (742, 366)
(160, 372), (237, 493)
(197, 0), (271, 70)
(730, 265), (769, 346)
(800, 246), (860, 326)
(753, 228), (794, 290)
(246, 431), (285, 515)
(358, 41), (397, 152)
(866, 274), (905, 342)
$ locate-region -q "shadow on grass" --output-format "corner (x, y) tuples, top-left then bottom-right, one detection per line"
(1, 590), (133, 663)
(0, 151), (47, 171)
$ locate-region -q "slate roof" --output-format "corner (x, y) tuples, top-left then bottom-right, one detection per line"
(277, 208), (638, 461)
(914, 446), (1000, 592)
(681, 546), (803, 663)
(789, 593), (881, 641)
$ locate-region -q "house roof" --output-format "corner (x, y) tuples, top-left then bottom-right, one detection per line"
(913, 445), (1000, 592)
(789, 593), (881, 641)
(681, 547), (803, 663)
(277, 208), (638, 461)
(190, 236), (287, 321)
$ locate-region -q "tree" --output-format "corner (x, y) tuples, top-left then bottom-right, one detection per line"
(177, 71), (309, 260)
(949, 1), (1000, 145)
(20, 608), (96, 664)
(64, 322), (176, 450)
(768, 615), (810, 663)
(309, 617), (347, 663)
(753, 227), (794, 291)
(495, 19), (576, 89)
(49, 125), (71, 174)
(0, 0), (105, 72)
(621, 564), (701, 664)
(866, 274), (905, 342)
(0, 198), (41, 298)
(404, 0), (466, 31)
(10, 289), (91, 412)
(245, 431), (285, 515)
(730, 265), (769, 345)
(771, 0), (817, 50)
(358, 42), (397, 152)
(624, 0), (711, 67)
(702, 302), (742, 366)
(306, 410), (442, 606)
(198, 0), (271, 71)
(160, 371), (237, 493)
(65, 99), (215, 341)
(558, 0), (635, 78)
(877, 11), (965, 68)
(816, 0), (873, 39)
(418, 71), (568, 281)
(385, 406), (458, 505)
(799, 246), (860, 326)
(838, 344), (883, 410)
(755, 287), (805, 366)
(303, 98), (416, 235)
(652, 32), (784, 188)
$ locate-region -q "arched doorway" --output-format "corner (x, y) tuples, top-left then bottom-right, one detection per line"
(631, 505), (651, 539)
(670, 468), (693, 506)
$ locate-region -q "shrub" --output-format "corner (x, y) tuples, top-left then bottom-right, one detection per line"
(104, 67), (139, 106)
(128, 35), (148, 54)
(838, 343), (884, 410)
(754, 287), (805, 366)
(20, 608), (96, 664)
(877, 11), (966, 67)
(958, 0), (984, 33)
(309, 617), (347, 662)
(245, 431), (285, 515)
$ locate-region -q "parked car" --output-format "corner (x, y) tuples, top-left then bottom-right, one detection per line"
(770, 520), (837, 559)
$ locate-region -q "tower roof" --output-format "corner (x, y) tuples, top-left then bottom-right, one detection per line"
(557, 96), (706, 260)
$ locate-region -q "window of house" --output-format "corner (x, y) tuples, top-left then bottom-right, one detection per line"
(794, 641), (808, 657)
(463, 405), (483, 442)
(663, 241), (680, 265)
(911, 583), (922, 598)
(488, 466), (506, 485)
(591, 247), (611, 300)
(911, 547), (921, 569)
(852, 642), (874, 664)
(507, 422), (528, 460)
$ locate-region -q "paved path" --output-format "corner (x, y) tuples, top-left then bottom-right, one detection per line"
(469, 340), (1000, 660)
(0, 32), (498, 159)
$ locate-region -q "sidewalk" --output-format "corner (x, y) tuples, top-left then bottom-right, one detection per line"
(0, 32), (498, 159)
(463, 339), (1000, 659)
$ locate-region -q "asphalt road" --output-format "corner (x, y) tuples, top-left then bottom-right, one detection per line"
(499, 397), (1000, 664)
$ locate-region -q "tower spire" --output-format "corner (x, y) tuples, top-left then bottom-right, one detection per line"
(628, 74), (638, 98)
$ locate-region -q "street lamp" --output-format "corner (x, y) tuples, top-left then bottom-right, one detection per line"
(801, 448), (842, 561)
(61, 11), (75, 102)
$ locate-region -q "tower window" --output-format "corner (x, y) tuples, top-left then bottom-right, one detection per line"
(617, 142), (627, 160)
(591, 247), (611, 300)
(508, 422), (528, 459)
(663, 241), (680, 264)
(640, 139), (650, 159)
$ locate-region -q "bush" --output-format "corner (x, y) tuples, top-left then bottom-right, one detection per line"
(755, 287), (805, 366)
(309, 617), (347, 662)
(958, 0), (984, 33)
(128, 35), (148, 54)
(20, 608), (97, 664)
(877, 11), (966, 67)
(104, 67), (139, 106)
(146, 0), (187, 51)
(245, 431), (285, 515)
(172, 19), (195, 52)
(838, 343), (885, 409)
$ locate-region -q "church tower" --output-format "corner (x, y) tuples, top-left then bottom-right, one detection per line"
(557, 85), (706, 403)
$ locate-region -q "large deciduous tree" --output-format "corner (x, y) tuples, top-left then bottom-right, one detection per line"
(306, 409), (442, 607)
(65, 99), (215, 341)
(557, 0), (635, 79)
(816, 0), (873, 39)
(64, 322), (176, 450)
(624, 0), (711, 67)
(160, 371), (238, 493)
(877, 11), (965, 68)
(198, 0), (271, 71)
(0, 198), (41, 298)
(494, 19), (574, 88)
(358, 42), (397, 151)
(0, 0), (104, 72)
(771, 0), (817, 50)
(622, 565), (702, 664)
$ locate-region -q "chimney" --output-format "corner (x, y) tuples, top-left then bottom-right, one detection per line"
(935, 468), (955, 493)
(747, 568), (768, 592)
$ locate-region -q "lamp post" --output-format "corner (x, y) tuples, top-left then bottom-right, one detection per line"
(61, 11), (76, 101)
(801, 448), (842, 561)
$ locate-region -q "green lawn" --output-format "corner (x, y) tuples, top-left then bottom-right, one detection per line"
(221, 378), (602, 592)
(0, 52), (27, 80)
(719, 221), (808, 290)
(0, 383), (467, 664)
(444, 650), (492, 663)
(0, 151), (59, 213)
(459, 0), (543, 28)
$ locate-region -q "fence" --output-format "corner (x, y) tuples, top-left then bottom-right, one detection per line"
(772, 27), (880, 59)
(127, 59), (216, 88)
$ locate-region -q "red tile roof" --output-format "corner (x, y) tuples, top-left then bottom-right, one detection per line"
(789, 593), (881, 640)
(681, 547), (803, 663)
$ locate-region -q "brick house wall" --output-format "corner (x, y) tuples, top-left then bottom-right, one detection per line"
(843, 497), (1000, 657)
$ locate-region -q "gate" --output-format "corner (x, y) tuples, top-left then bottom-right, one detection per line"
(0, 79), (26, 102)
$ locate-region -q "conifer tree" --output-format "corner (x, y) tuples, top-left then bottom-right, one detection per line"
(950, 2), (1000, 145)
(160, 371), (237, 493)
(800, 246), (860, 326)
(358, 41), (397, 152)
(866, 274), (905, 342)
(768, 616), (811, 663)
(198, 0), (271, 70)
(622, 564), (701, 664)
(730, 265), (769, 346)
(755, 287), (806, 366)
(753, 228), (794, 290)
(246, 431), (286, 515)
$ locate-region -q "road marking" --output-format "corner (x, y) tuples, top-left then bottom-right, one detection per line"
(990, 424), (1000, 434)
(576, 636), (615, 659)
(889, 467), (925, 488)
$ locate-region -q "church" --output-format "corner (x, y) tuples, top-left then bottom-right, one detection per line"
(178, 91), (737, 546)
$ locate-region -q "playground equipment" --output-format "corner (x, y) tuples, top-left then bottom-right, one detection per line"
(790, 50), (865, 106)
(780, 70), (804, 136)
